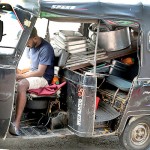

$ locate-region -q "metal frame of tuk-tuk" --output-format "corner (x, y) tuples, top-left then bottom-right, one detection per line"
(36, 2), (150, 141)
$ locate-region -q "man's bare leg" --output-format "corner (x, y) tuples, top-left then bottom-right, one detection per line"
(15, 79), (29, 129)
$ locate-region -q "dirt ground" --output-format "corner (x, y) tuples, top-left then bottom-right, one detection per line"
(0, 135), (126, 150)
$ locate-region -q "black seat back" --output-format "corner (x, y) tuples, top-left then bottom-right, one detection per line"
(54, 50), (69, 68)
(107, 60), (132, 92)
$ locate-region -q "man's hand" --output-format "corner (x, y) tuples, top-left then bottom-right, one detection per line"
(16, 74), (26, 81)
(16, 68), (30, 74)
(16, 64), (47, 81)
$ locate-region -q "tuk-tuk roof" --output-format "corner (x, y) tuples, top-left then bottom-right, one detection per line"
(3, 0), (150, 24)
(40, 0), (143, 22)
(1, 0), (150, 23)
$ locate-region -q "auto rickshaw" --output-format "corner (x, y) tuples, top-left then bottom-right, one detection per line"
(0, 1), (150, 150)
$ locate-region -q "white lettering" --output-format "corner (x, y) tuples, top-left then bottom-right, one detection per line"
(77, 98), (82, 126)
(143, 91), (150, 95)
(51, 5), (76, 10)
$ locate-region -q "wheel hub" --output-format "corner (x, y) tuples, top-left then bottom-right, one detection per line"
(131, 123), (150, 146)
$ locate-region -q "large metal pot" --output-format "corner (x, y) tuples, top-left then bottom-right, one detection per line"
(88, 24), (131, 51)
(26, 98), (49, 110)
(98, 27), (131, 51)
(88, 23), (110, 42)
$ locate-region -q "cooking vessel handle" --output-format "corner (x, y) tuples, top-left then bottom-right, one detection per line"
(89, 23), (110, 32)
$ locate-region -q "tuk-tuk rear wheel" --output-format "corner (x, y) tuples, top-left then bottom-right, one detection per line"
(119, 116), (150, 150)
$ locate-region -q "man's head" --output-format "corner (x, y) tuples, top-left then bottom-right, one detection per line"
(27, 27), (40, 48)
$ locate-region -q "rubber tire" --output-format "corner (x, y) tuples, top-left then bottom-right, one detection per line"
(119, 116), (150, 150)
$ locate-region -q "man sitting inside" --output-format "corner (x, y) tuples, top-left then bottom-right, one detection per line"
(9, 27), (55, 135)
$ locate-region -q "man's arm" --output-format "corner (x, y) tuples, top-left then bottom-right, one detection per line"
(16, 64), (47, 81)
(17, 68), (30, 74)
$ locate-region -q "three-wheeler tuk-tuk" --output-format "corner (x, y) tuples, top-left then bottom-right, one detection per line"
(0, 0), (150, 150)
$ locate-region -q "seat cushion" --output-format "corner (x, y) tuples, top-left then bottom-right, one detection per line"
(106, 75), (132, 92)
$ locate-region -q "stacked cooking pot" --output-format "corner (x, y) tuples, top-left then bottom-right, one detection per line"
(54, 30), (87, 54)
(88, 24), (131, 51)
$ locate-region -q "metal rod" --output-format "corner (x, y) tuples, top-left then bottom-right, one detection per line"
(45, 20), (50, 42)
(93, 21), (100, 76)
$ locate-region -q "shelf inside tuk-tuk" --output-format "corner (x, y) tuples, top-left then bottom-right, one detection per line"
(65, 41), (137, 71)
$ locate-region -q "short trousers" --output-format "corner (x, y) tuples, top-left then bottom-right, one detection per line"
(26, 77), (48, 90)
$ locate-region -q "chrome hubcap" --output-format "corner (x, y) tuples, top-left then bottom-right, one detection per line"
(131, 123), (150, 146)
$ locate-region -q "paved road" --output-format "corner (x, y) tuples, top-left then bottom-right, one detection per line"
(0, 135), (125, 150)
(0, 135), (150, 150)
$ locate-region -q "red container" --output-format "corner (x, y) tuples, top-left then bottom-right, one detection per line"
(96, 97), (100, 110)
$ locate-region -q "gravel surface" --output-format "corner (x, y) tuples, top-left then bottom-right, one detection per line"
(0, 135), (128, 150)
(0, 134), (150, 150)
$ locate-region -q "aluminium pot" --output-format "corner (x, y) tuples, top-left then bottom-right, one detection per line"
(88, 24), (131, 51)
(98, 27), (131, 51)
(26, 98), (48, 110)
(88, 23), (110, 42)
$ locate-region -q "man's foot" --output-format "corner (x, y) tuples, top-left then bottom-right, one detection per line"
(9, 122), (20, 136)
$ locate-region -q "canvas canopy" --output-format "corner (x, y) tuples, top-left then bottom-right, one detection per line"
(40, 0), (141, 22)
(2, 0), (150, 24)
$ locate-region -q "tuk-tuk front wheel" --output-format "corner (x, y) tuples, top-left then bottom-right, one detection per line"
(120, 116), (150, 150)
